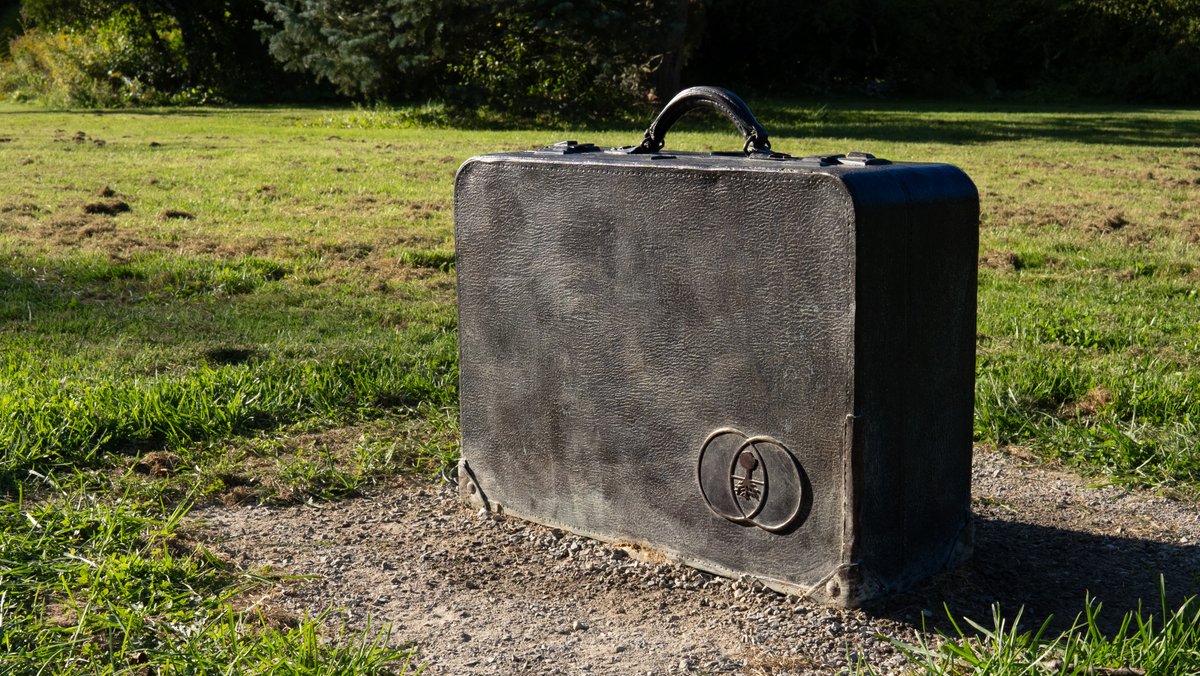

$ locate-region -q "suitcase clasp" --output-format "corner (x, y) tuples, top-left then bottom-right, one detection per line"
(537, 140), (601, 154)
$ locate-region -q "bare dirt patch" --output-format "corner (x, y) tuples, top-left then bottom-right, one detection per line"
(171, 234), (297, 261)
(191, 448), (1200, 675)
(252, 185), (281, 202)
(405, 200), (447, 221)
(979, 250), (1019, 271)
(44, 601), (80, 628)
(1059, 386), (1114, 418)
(222, 485), (261, 507)
(49, 214), (104, 231)
(55, 130), (107, 146)
(1086, 209), (1131, 234)
(83, 199), (131, 216)
(0, 202), (43, 216)
(203, 347), (256, 365)
(985, 205), (1073, 229)
(319, 241), (373, 262)
(133, 451), (182, 477)
(79, 221), (118, 238)
(276, 426), (370, 458)
(40, 213), (148, 251)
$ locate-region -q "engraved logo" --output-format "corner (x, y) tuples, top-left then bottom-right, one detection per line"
(697, 427), (807, 532)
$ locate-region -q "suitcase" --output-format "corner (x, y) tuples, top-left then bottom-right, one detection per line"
(454, 87), (978, 606)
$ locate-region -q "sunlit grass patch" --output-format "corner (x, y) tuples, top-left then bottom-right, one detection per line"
(0, 243), (458, 492)
(196, 411), (460, 505)
(1, 100), (1199, 670)
(886, 584), (1200, 675)
(0, 488), (418, 673)
(0, 331), (458, 490)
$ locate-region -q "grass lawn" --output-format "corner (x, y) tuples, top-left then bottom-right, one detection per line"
(1, 100), (1198, 672)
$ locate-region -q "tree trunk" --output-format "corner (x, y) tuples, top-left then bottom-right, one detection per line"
(652, 0), (690, 101)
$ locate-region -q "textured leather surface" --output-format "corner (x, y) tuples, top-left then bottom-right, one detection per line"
(455, 150), (978, 605)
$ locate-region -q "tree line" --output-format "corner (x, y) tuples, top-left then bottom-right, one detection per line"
(2, 0), (1199, 112)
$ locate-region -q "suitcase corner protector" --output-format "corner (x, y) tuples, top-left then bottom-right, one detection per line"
(458, 459), (492, 512)
(800, 563), (886, 608)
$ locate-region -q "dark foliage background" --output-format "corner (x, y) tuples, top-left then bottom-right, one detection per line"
(0, 1), (20, 57)
(685, 0), (1200, 102)
(2, 0), (1199, 111)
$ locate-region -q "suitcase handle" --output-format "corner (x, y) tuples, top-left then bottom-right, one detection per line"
(633, 86), (771, 155)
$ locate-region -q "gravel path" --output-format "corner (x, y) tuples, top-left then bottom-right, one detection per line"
(192, 448), (1200, 674)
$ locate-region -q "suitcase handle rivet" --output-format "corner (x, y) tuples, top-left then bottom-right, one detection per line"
(826, 579), (842, 599)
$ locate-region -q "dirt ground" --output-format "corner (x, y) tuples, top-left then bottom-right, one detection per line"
(192, 447), (1200, 674)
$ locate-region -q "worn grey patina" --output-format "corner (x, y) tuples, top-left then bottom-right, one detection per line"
(454, 87), (979, 606)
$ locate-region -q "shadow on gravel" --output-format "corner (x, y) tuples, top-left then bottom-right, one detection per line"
(870, 516), (1200, 636)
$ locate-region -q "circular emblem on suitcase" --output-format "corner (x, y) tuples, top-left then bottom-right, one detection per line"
(697, 428), (807, 532)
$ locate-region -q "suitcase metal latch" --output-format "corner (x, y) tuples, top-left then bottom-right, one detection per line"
(838, 152), (891, 166)
(538, 140), (601, 154)
(798, 152), (892, 167)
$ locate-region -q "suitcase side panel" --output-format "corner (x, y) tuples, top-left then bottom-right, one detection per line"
(844, 164), (979, 598)
(455, 157), (857, 590)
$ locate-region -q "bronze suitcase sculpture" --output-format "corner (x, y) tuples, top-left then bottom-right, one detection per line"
(454, 87), (978, 606)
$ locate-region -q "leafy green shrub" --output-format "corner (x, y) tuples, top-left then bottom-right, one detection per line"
(0, 19), (186, 106)
(446, 2), (672, 123)
(16, 0), (282, 102)
(258, 0), (684, 122)
(258, 0), (462, 100)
